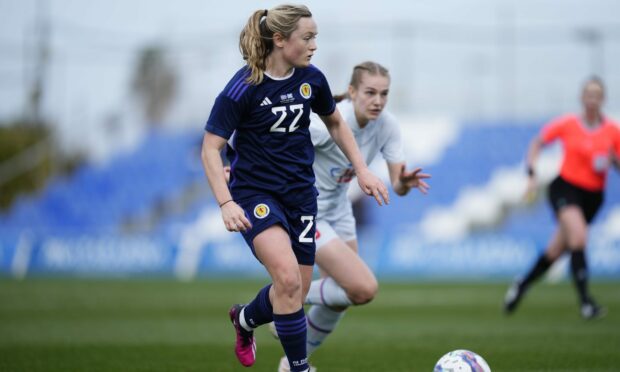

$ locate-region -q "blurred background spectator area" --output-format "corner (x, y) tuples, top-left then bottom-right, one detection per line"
(0, 0), (618, 279)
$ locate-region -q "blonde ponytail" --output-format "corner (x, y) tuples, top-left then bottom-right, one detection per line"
(239, 4), (312, 85)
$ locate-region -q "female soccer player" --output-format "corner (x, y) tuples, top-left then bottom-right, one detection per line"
(277, 61), (431, 371)
(201, 6), (388, 371)
(504, 76), (620, 319)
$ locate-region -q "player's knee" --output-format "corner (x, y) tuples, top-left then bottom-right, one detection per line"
(349, 277), (379, 305)
(273, 270), (302, 299)
(568, 234), (587, 250)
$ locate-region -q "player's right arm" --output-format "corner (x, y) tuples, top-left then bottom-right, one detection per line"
(201, 132), (252, 232)
(524, 116), (566, 201)
(525, 136), (544, 178)
(523, 136), (543, 202)
(611, 125), (620, 171)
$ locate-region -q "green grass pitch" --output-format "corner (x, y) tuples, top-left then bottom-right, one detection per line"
(0, 278), (619, 371)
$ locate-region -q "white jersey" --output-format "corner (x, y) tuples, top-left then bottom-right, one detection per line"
(310, 99), (405, 217)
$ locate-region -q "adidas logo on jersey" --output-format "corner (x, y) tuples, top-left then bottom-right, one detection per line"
(260, 97), (272, 106)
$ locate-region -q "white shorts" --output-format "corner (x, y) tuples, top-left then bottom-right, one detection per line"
(315, 198), (357, 250)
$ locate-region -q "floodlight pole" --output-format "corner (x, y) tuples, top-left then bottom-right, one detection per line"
(575, 28), (604, 78)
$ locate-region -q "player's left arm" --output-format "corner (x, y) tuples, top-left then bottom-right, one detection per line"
(608, 125), (620, 171)
(320, 109), (389, 206)
(387, 162), (431, 196)
(611, 141), (620, 171)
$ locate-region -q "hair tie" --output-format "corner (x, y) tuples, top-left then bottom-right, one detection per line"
(263, 9), (268, 17)
(219, 199), (233, 208)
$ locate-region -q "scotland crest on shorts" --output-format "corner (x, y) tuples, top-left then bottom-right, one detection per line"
(253, 203), (270, 219)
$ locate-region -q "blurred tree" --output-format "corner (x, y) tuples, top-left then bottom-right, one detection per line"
(131, 45), (177, 125)
(0, 121), (83, 210)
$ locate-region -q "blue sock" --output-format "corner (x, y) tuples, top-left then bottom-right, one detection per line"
(273, 308), (308, 372)
(242, 284), (273, 328)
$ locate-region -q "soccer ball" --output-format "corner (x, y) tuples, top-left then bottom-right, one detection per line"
(433, 349), (491, 372)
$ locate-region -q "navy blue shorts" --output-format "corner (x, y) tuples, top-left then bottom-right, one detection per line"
(236, 194), (317, 266)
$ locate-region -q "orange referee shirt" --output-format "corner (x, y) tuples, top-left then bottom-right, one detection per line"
(540, 114), (620, 192)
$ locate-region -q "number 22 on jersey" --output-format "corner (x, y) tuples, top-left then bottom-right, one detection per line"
(270, 104), (304, 133)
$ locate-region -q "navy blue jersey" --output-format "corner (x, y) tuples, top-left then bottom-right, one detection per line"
(206, 65), (336, 205)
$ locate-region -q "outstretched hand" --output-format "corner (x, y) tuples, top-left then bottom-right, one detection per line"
(357, 168), (390, 206)
(399, 165), (431, 194)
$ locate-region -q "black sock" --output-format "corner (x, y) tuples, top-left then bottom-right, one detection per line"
(520, 254), (553, 290)
(570, 250), (590, 304)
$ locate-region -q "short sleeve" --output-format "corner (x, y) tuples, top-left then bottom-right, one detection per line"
(614, 124), (620, 157)
(205, 95), (243, 139)
(381, 113), (406, 163)
(540, 115), (570, 145)
(309, 114), (331, 147)
(310, 70), (336, 116)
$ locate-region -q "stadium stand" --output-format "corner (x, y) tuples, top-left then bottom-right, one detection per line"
(1, 122), (618, 278)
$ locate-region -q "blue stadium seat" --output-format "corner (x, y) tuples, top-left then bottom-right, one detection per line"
(1, 129), (205, 237)
(366, 124), (539, 231)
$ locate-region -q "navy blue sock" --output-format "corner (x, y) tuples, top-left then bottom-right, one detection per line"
(273, 308), (308, 372)
(242, 284), (273, 328)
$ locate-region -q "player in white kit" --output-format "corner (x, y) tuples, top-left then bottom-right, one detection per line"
(277, 61), (431, 371)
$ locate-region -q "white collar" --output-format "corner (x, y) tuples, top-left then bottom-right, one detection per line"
(264, 68), (295, 81)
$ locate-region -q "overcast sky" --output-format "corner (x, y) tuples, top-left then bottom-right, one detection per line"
(1, 0), (619, 146)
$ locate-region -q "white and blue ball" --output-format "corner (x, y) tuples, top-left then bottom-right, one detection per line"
(434, 349), (491, 372)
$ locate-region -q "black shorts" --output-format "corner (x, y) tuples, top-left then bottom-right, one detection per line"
(547, 176), (604, 224)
